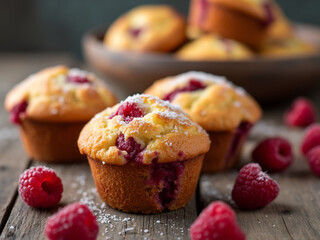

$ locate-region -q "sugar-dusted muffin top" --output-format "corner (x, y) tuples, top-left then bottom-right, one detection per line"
(104, 5), (186, 52)
(5, 66), (117, 123)
(78, 94), (210, 165)
(260, 37), (318, 57)
(176, 34), (253, 60)
(207, 0), (275, 23)
(145, 72), (262, 132)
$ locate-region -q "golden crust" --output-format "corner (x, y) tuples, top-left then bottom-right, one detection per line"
(78, 94), (210, 165)
(145, 72), (262, 131)
(104, 5), (186, 52)
(176, 34), (253, 60)
(5, 66), (117, 122)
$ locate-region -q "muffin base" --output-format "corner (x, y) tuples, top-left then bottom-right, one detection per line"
(189, 0), (267, 48)
(88, 155), (204, 214)
(202, 122), (252, 173)
(19, 118), (87, 163)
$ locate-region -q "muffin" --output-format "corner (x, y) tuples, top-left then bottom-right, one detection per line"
(260, 37), (317, 57)
(145, 72), (262, 173)
(5, 66), (117, 163)
(188, 0), (275, 48)
(78, 94), (210, 213)
(176, 34), (253, 60)
(104, 5), (187, 53)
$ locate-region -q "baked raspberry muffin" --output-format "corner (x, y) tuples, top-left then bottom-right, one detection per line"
(260, 37), (317, 57)
(104, 5), (186, 53)
(5, 66), (117, 163)
(176, 34), (253, 60)
(78, 94), (210, 213)
(145, 72), (262, 173)
(188, 0), (275, 48)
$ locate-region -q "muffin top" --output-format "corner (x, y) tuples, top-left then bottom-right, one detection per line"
(104, 5), (186, 52)
(145, 72), (262, 132)
(78, 94), (210, 165)
(211, 0), (275, 24)
(176, 34), (253, 60)
(5, 66), (117, 123)
(260, 37), (317, 57)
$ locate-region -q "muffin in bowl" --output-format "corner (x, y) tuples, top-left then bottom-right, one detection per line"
(5, 66), (117, 163)
(176, 34), (253, 60)
(104, 5), (187, 53)
(145, 72), (262, 173)
(78, 94), (210, 213)
(188, 0), (276, 48)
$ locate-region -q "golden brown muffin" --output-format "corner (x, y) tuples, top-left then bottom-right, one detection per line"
(260, 37), (318, 57)
(5, 66), (117, 163)
(104, 5), (187, 53)
(145, 72), (262, 173)
(78, 94), (210, 213)
(188, 0), (275, 48)
(176, 34), (253, 60)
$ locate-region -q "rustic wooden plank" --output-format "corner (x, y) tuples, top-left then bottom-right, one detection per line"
(0, 53), (78, 233)
(1, 161), (197, 240)
(199, 109), (320, 240)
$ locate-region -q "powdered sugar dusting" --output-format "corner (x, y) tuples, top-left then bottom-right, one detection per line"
(169, 71), (246, 95)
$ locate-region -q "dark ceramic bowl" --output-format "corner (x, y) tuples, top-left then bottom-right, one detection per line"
(82, 24), (320, 103)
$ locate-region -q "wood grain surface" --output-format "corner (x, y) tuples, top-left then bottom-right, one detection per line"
(1, 53), (320, 240)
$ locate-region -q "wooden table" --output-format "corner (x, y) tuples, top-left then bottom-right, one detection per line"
(0, 53), (320, 240)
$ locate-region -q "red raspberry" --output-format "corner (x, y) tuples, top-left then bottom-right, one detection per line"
(67, 75), (90, 84)
(116, 133), (144, 162)
(10, 100), (28, 124)
(284, 97), (317, 127)
(252, 137), (293, 172)
(45, 202), (99, 240)
(232, 163), (279, 210)
(190, 201), (245, 240)
(306, 146), (320, 177)
(19, 166), (63, 208)
(163, 79), (206, 102)
(301, 124), (320, 155)
(109, 102), (144, 123)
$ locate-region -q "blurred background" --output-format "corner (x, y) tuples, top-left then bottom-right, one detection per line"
(1, 0), (320, 59)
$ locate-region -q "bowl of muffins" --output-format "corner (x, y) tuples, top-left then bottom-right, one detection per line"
(83, 1), (320, 103)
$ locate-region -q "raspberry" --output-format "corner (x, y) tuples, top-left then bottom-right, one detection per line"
(116, 133), (144, 162)
(190, 201), (245, 240)
(301, 124), (320, 155)
(262, 2), (275, 26)
(284, 97), (317, 127)
(306, 146), (320, 177)
(163, 79), (206, 102)
(232, 163), (279, 210)
(10, 100), (28, 124)
(149, 160), (185, 210)
(252, 137), (293, 172)
(128, 28), (143, 38)
(19, 166), (63, 208)
(109, 102), (144, 123)
(44, 202), (99, 240)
